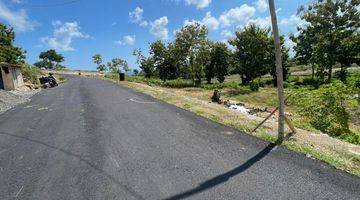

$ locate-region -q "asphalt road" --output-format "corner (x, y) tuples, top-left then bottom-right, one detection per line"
(0, 76), (359, 200)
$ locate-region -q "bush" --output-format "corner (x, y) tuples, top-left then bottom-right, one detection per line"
(347, 72), (360, 88)
(249, 80), (260, 91)
(104, 73), (119, 80)
(21, 64), (42, 84)
(201, 81), (241, 90)
(161, 79), (194, 88)
(291, 81), (358, 138)
(301, 77), (324, 89)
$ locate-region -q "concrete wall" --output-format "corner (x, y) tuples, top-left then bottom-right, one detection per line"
(1, 67), (15, 90)
(0, 66), (24, 91)
(13, 68), (24, 89)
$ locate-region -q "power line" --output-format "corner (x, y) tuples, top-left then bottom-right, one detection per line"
(23, 0), (81, 8)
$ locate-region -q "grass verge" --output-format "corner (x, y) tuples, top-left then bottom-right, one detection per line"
(116, 79), (360, 176)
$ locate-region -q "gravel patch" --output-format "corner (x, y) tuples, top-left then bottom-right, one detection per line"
(0, 89), (40, 114)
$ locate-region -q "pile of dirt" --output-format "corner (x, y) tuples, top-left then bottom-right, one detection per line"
(0, 89), (39, 114)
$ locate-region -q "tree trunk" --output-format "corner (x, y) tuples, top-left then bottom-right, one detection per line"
(311, 63), (315, 79)
(269, 0), (285, 143)
(328, 67), (332, 82)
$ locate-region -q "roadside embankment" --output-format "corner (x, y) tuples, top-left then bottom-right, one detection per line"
(116, 79), (360, 176)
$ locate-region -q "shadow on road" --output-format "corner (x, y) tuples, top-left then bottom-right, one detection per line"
(0, 131), (145, 200)
(163, 142), (277, 200)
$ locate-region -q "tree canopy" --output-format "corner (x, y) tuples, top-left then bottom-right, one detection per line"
(34, 49), (65, 69)
(0, 23), (25, 64)
(294, 0), (360, 82)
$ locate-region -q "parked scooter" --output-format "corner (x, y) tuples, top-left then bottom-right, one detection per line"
(39, 73), (58, 88)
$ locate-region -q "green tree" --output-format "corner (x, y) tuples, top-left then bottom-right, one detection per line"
(133, 49), (154, 78)
(191, 41), (211, 86)
(298, 0), (360, 82)
(0, 23), (25, 64)
(290, 27), (316, 79)
(133, 69), (139, 76)
(229, 24), (271, 85)
(174, 23), (209, 83)
(93, 54), (106, 72)
(109, 58), (128, 74)
(36, 49), (64, 69)
(209, 42), (230, 83)
(150, 40), (170, 81)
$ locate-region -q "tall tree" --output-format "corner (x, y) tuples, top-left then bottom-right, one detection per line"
(191, 41), (211, 86)
(37, 49), (64, 69)
(174, 23), (209, 83)
(208, 42), (230, 83)
(34, 49), (64, 69)
(109, 58), (128, 74)
(150, 40), (170, 81)
(133, 49), (154, 78)
(298, 0), (360, 82)
(229, 24), (272, 85)
(0, 23), (25, 64)
(290, 27), (316, 79)
(92, 54), (106, 72)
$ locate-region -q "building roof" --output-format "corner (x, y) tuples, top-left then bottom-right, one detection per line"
(0, 62), (23, 68)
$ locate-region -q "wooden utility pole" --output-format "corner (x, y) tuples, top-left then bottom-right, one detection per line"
(268, 0), (285, 143)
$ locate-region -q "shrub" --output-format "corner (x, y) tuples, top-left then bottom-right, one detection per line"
(291, 81), (357, 137)
(301, 77), (324, 89)
(249, 80), (260, 91)
(348, 72), (360, 88)
(201, 81), (241, 90)
(21, 64), (42, 84)
(104, 73), (119, 80)
(161, 79), (194, 88)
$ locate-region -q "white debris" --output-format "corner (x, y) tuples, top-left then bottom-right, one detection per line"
(229, 104), (250, 114)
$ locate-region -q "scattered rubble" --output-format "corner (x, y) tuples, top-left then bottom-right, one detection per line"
(0, 89), (39, 114)
(213, 90), (268, 115)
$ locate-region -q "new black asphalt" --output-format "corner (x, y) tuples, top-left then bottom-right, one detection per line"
(0, 76), (359, 200)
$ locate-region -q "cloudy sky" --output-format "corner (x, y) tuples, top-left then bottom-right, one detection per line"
(0, 0), (308, 70)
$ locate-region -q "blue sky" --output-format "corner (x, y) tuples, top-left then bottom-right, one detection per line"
(0, 0), (308, 70)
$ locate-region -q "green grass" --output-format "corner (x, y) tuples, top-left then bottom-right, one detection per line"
(284, 140), (360, 176)
(21, 64), (43, 84)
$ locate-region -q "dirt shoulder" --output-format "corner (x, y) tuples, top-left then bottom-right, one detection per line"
(0, 89), (40, 114)
(117, 80), (360, 176)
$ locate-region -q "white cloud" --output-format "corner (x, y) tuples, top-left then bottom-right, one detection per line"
(221, 30), (234, 39)
(280, 14), (305, 27)
(11, 0), (23, 3)
(202, 12), (219, 30)
(129, 7), (148, 26)
(246, 16), (271, 29)
(183, 19), (200, 26)
(219, 4), (256, 28)
(0, 0), (37, 32)
(150, 16), (169, 40)
(255, 0), (268, 13)
(184, 0), (211, 9)
(116, 35), (136, 46)
(41, 21), (90, 51)
(183, 12), (219, 31)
